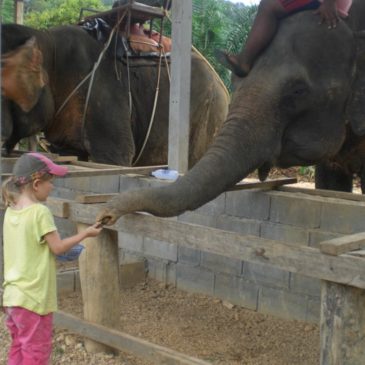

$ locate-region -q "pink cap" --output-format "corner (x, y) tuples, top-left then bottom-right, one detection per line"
(28, 153), (68, 176)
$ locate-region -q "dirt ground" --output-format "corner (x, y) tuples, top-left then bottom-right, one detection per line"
(1, 168), (340, 365)
(0, 279), (320, 365)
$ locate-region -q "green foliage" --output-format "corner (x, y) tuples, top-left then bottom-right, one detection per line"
(25, 0), (107, 28)
(191, 0), (257, 88)
(1, 0), (15, 23)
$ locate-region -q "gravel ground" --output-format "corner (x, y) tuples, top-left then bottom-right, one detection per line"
(1, 279), (320, 365)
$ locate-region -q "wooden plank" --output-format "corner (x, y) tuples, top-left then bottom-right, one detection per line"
(278, 186), (365, 202)
(320, 232), (365, 256)
(45, 198), (69, 218)
(168, 0), (193, 173)
(54, 311), (211, 365)
(67, 203), (365, 289)
(228, 178), (297, 191)
(320, 281), (365, 365)
(76, 193), (118, 204)
(54, 155), (78, 163)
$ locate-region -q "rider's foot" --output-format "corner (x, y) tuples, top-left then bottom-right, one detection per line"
(215, 50), (250, 78)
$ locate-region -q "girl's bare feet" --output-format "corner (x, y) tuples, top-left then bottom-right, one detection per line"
(215, 49), (250, 77)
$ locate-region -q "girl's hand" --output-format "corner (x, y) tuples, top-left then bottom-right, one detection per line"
(315, 1), (339, 29)
(85, 223), (103, 237)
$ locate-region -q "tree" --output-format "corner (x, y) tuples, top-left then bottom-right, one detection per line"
(1, 0), (15, 23)
(25, 0), (107, 28)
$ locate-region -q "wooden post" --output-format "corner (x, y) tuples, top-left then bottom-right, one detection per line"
(77, 224), (120, 353)
(320, 281), (365, 365)
(15, 0), (24, 24)
(167, 0), (192, 173)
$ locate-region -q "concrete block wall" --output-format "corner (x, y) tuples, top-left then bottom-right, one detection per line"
(52, 174), (365, 323)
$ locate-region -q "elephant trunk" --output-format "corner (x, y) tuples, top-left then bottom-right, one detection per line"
(104, 86), (282, 219)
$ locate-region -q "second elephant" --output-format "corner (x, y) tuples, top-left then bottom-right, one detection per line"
(1, 23), (229, 166)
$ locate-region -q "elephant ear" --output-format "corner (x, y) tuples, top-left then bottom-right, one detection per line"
(347, 32), (365, 136)
(1, 37), (48, 113)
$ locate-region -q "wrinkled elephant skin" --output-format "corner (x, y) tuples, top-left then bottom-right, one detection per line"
(97, 0), (365, 224)
(1, 24), (229, 166)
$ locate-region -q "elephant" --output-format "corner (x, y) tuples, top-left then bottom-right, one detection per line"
(98, 0), (365, 224)
(1, 22), (229, 167)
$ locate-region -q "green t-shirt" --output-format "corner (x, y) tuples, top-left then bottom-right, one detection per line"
(3, 203), (57, 315)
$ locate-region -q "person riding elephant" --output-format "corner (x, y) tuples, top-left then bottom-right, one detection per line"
(96, 0), (365, 225)
(216, 0), (353, 77)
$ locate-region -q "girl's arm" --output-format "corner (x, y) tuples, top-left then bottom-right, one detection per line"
(44, 223), (102, 255)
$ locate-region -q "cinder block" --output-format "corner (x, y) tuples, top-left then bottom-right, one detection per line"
(148, 259), (176, 286)
(216, 215), (261, 236)
(260, 222), (308, 245)
(54, 217), (77, 238)
(143, 237), (178, 262)
(269, 192), (321, 228)
(178, 246), (201, 266)
(118, 231), (144, 252)
(214, 273), (259, 310)
(119, 249), (145, 263)
(194, 194), (226, 216)
(178, 212), (217, 228)
(308, 230), (342, 248)
(320, 201), (365, 234)
(176, 264), (214, 295)
(52, 186), (77, 200)
(57, 271), (75, 294)
(201, 251), (242, 276)
(306, 296), (320, 323)
(225, 189), (270, 220)
(259, 287), (308, 321)
(120, 261), (146, 289)
(243, 262), (290, 289)
(289, 273), (321, 297)
(63, 175), (120, 193)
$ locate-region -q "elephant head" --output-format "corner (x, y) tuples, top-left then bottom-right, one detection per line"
(1, 29), (55, 154)
(98, 0), (365, 225)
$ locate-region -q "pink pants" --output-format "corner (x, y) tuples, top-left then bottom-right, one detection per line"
(5, 307), (53, 365)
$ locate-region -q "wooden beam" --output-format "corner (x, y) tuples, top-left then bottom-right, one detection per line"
(67, 203), (365, 289)
(54, 311), (211, 365)
(278, 186), (365, 202)
(45, 198), (69, 218)
(229, 177), (297, 191)
(320, 232), (365, 256)
(75, 193), (118, 204)
(320, 281), (365, 365)
(168, 0), (192, 173)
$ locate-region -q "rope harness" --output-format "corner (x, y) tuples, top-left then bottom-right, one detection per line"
(54, 2), (171, 166)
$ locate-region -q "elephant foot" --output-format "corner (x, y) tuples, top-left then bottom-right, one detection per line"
(214, 49), (249, 78)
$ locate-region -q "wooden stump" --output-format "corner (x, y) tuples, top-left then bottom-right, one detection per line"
(78, 224), (120, 354)
(320, 280), (365, 365)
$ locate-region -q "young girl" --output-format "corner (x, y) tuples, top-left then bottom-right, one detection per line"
(217, 0), (353, 77)
(2, 152), (102, 365)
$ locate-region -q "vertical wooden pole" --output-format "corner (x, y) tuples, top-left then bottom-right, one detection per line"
(77, 224), (120, 354)
(320, 281), (365, 365)
(15, 0), (24, 24)
(167, 0), (192, 173)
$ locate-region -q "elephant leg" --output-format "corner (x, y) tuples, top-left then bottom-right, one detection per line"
(315, 163), (353, 192)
